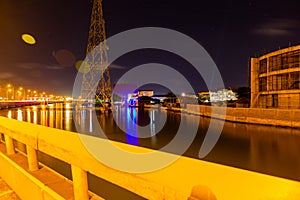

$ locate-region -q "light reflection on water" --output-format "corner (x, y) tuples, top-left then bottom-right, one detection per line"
(0, 103), (74, 131)
(0, 103), (300, 181)
(125, 107), (138, 145)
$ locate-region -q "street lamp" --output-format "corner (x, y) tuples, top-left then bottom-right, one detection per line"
(7, 84), (14, 100)
(27, 89), (31, 100)
(18, 87), (25, 100)
(33, 90), (37, 100)
(17, 90), (22, 100)
(7, 88), (11, 100)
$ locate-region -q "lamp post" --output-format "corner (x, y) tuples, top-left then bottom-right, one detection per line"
(16, 90), (22, 100)
(18, 87), (25, 100)
(27, 89), (31, 100)
(33, 90), (37, 101)
(7, 89), (11, 100)
(7, 84), (15, 100)
(42, 92), (46, 101)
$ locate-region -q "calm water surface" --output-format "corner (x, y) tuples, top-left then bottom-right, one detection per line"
(1, 103), (300, 183)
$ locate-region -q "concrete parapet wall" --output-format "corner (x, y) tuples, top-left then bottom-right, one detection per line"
(0, 149), (65, 200)
(0, 117), (200, 200)
(1, 117), (300, 199)
(186, 104), (300, 128)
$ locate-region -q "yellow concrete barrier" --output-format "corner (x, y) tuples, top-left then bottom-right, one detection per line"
(0, 149), (65, 200)
(0, 117), (187, 199)
(0, 116), (300, 199)
(188, 185), (217, 200)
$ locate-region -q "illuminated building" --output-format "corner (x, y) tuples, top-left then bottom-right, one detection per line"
(250, 45), (300, 108)
(198, 89), (237, 104)
(138, 90), (154, 97)
(113, 84), (138, 104)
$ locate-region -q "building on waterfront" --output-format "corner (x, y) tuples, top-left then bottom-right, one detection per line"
(138, 90), (154, 97)
(198, 89), (237, 104)
(250, 45), (300, 108)
(112, 84), (138, 104)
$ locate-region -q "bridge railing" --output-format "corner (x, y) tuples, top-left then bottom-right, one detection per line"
(0, 116), (211, 200)
(1, 116), (300, 200)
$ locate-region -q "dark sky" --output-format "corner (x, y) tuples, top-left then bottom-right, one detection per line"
(1, 0), (300, 95)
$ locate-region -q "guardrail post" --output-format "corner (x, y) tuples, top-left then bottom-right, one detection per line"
(26, 145), (39, 171)
(188, 185), (217, 200)
(71, 165), (89, 200)
(4, 134), (15, 155)
(0, 133), (4, 142)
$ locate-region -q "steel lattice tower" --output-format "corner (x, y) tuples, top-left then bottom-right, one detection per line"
(81, 0), (111, 103)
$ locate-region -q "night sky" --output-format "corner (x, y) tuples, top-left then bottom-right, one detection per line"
(1, 0), (300, 95)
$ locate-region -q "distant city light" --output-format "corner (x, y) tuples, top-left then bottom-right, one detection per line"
(21, 34), (36, 45)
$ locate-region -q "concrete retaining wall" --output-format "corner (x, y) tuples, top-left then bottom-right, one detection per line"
(186, 104), (300, 128)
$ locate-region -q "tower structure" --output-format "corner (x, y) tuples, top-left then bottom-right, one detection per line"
(81, 0), (112, 104)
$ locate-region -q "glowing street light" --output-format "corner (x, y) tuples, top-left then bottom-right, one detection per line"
(33, 91), (37, 100)
(7, 89), (11, 100)
(7, 84), (15, 100)
(27, 89), (31, 100)
(17, 90), (22, 100)
(18, 87), (25, 100)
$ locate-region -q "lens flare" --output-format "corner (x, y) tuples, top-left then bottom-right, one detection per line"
(53, 49), (76, 67)
(75, 60), (90, 73)
(72, 27), (226, 173)
(21, 34), (36, 45)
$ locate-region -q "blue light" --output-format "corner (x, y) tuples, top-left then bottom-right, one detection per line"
(126, 108), (139, 145)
